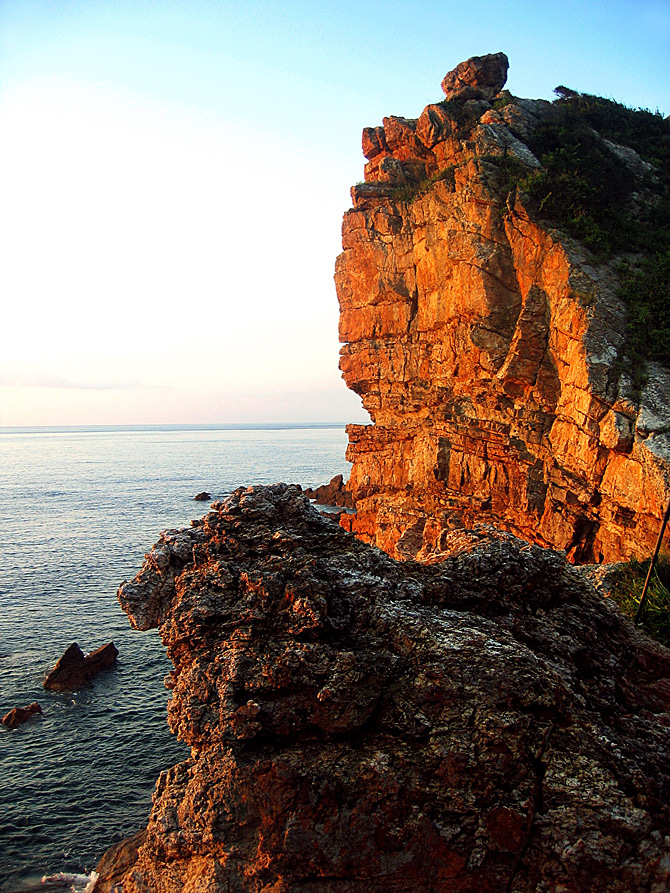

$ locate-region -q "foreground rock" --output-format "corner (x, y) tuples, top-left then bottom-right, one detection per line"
(44, 642), (118, 691)
(337, 54), (670, 563)
(96, 484), (670, 892)
(1, 701), (42, 729)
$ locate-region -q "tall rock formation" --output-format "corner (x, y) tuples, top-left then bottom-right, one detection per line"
(96, 485), (670, 892)
(336, 53), (670, 564)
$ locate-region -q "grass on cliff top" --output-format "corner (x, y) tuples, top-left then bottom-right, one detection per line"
(608, 555), (670, 646)
(519, 90), (670, 259)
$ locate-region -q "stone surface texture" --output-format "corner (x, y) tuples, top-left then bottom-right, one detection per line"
(337, 57), (670, 564)
(441, 52), (510, 101)
(95, 484), (670, 892)
(44, 641), (118, 691)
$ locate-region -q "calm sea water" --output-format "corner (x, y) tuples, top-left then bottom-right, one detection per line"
(0, 424), (351, 892)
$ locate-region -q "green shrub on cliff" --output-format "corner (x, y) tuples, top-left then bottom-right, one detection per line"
(620, 249), (670, 382)
(609, 555), (670, 646)
(513, 92), (670, 376)
(520, 93), (668, 258)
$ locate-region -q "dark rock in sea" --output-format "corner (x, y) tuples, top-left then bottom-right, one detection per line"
(303, 473), (353, 508)
(97, 484), (670, 892)
(1, 701), (42, 729)
(193, 491), (211, 501)
(92, 829), (147, 893)
(44, 642), (118, 691)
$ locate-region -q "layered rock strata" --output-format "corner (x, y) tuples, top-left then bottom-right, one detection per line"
(97, 484), (670, 892)
(336, 53), (670, 563)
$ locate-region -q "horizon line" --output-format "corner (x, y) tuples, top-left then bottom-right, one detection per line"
(0, 421), (353, 434)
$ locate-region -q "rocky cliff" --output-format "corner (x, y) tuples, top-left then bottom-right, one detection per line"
(96, 484), (670, 891)
(336, 53), (670, 564)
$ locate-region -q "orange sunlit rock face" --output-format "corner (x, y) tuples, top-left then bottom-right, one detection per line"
(336, 56), (670, 564)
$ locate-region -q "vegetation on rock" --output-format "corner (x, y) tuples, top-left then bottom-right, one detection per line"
(609, 554), (670, 646)
(512, 92), (670, 377)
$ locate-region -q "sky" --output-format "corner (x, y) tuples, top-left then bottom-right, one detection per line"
(1, 0), (669, 427)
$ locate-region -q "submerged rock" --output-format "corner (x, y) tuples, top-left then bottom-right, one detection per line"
(97, 483), (670, 892)
(44, 642), (118, 691)
(193, 491), (211, 501)
(1, 701), (42, 729)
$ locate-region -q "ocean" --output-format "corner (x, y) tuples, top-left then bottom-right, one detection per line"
(0, 424), (351, 892)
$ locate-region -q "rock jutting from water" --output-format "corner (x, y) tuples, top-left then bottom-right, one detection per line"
(44, 642), (118, 691)
(336, 52), (670, 564)
(93, 483), (670, 892)
(1, 701), (42, 729)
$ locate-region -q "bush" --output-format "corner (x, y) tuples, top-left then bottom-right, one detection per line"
(504, 91), (670, 378)
(609, 555), (670, 646)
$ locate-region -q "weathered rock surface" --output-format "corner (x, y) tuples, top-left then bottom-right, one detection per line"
(1, 701), (42, 729)
(44, 641), (118, 691)
(441, 52), (509, 101)
(96, 484), (670, 892)
(337, 57), (670, 564)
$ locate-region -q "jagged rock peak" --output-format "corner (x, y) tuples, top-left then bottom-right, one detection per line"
(441, 51), (509, 100)
(95, 484), (670, 892)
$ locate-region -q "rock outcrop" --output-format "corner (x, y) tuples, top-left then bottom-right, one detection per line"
(1, 701), (42, 729)
(336, 54), (670, 564)
(303, 474), (353, 508)
(44, 641), (118, 691)
(441, 52), (509, 101)
(95, 484), (670, 892)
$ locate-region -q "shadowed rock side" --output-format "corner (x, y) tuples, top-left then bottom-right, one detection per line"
(96, 484), (670, 892)
(336, 53), (670, 564)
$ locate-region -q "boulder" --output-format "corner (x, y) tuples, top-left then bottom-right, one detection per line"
(441, 52), (509, 100)
(44, 642), (118, 691)
(1, 701), (42, 729)
(193, 491), (211, 501)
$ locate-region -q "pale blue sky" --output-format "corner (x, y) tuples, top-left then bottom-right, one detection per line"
(1, 0), (668, 426)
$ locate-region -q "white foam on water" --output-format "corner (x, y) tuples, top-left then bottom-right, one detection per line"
(82, 873), (98, 893)
(39, 873), (95, 892)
